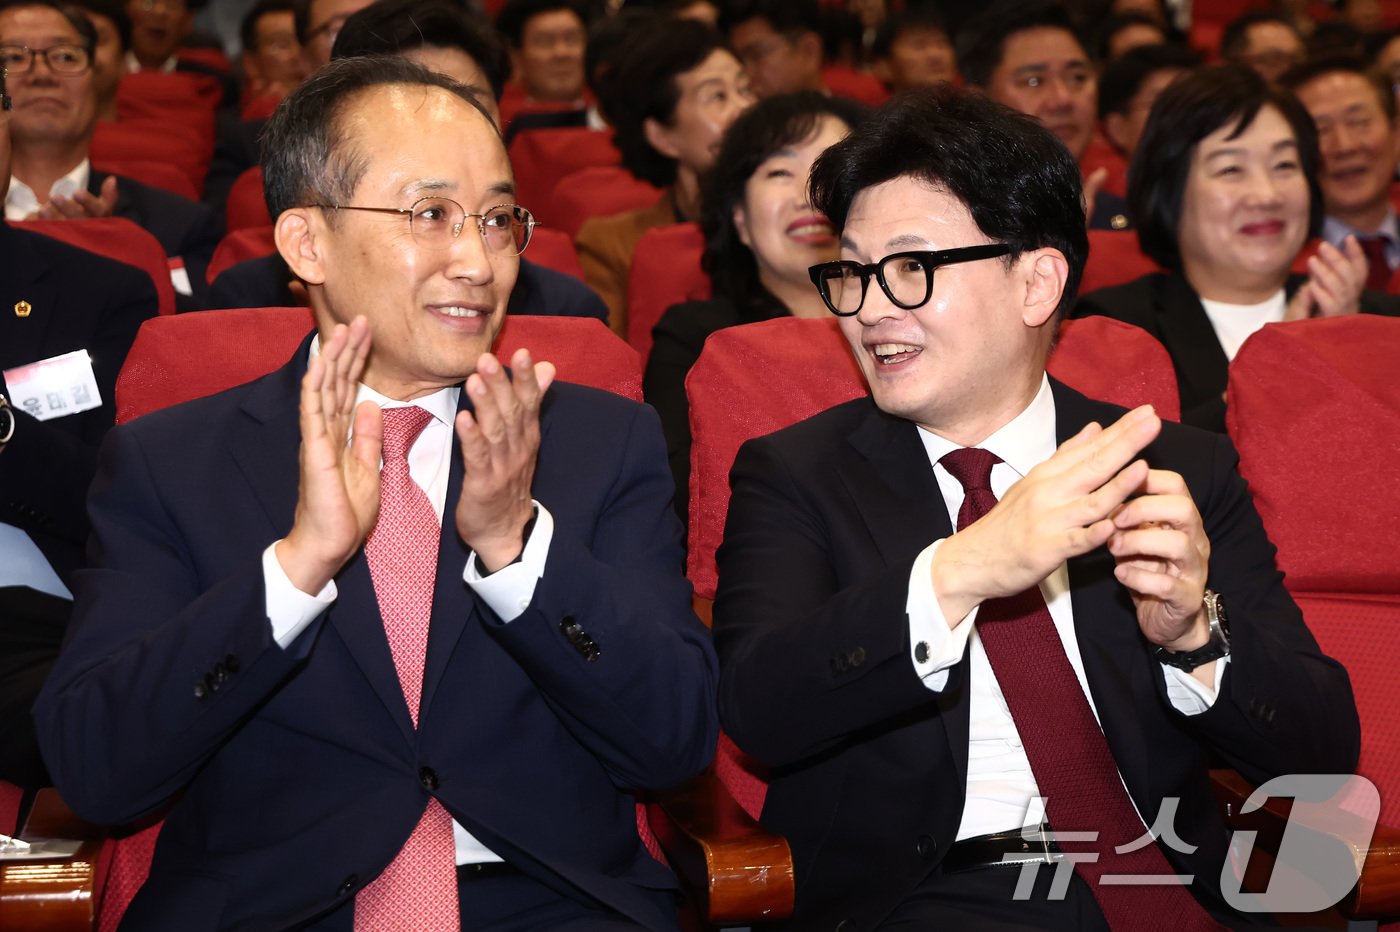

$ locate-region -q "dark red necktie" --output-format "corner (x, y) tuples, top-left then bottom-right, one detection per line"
(1357, 236), (1392, 292)
(941, 447), (1223, 931)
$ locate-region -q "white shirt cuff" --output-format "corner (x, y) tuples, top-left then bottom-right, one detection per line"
(908, 539), (979, 691)
(1162, 654), (1229, 715)
(263, 542), (337, 648)
(462, 502), (552, 622)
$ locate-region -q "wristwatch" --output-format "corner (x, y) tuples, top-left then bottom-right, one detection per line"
(0, 394), (14, 447)
(1155, 589), (1230, 672)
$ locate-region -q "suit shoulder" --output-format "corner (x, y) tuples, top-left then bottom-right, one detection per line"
(1073, 272), (1170, 329)
(114, 174), (214, 222)
(654, 298), (742, 344)
(511, 260), (607, 319)
(745, 395), (876, 457)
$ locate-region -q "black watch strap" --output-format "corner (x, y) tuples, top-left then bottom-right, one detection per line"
(1154, 590), (1230, 672)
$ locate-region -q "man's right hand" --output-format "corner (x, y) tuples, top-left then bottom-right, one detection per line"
(930, 404), (1162, 625)
(275, 317), (382, 595)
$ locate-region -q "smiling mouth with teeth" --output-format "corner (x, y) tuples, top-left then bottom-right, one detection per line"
(873, 343), (921, 363)
(438, 306), (485, 318)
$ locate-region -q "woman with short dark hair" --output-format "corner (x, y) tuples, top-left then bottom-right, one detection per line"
(1074, 63), (1399, 431)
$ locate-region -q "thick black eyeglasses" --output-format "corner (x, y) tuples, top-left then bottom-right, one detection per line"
(0, 44), (91, 75)
(308, 198), (536, 255)
(808, 244), (1012, 317)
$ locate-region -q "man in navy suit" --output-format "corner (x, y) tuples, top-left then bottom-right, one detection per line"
(713, 86), (1359, 929)
(36, 56), (716, 930)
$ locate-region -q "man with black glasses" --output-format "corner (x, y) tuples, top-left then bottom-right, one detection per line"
(713, 85), (1359, 929)
(36, 56), (716, 930)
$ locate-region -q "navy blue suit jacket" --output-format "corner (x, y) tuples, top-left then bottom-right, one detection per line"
(35, 338), (717, 930)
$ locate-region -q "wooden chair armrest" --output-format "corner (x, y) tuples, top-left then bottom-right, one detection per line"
(0, 788), (107, 930)
(1211, 768), (1400, 920)
(647, 772), (795, 925)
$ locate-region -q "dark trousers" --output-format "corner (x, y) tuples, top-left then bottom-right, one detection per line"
(456, 865), (662, 931)
(880, 861), (1112, 931)
(0, 586), (69, 788)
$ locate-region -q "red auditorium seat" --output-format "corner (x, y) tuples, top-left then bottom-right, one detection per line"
(507, 127), (620, 223)
(1081, 228), (1162, 295)
(206, 225), (276, 285)
(91, 159), (199, 201)
(548, 166), (661, 239)
(14, 218), (176, 316)
(626, 222), (710, 359)
(525, 226), (585, 281)
(225, 167), (272, 233)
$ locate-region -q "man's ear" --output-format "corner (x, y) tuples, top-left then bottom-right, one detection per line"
(275, 207), (327, 286)
(1021, 247), (1069, 328)
(643, 116), (681, 160)
(1102, 113), (1129, 154)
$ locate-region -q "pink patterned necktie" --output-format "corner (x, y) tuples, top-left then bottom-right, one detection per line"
(941, 448), (1222, 932)
(355, 406), (460, 932)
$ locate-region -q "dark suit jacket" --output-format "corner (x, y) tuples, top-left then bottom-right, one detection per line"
(34, 341), (718, 931)
(91, 171), (223, 310)
(206, 254), (609, 322)
(1088, 189), (1131, 232)
(713, 380), (1359, 930)
(642, 294), (787, 524)
(1074, 272), (1400, 431)
(0, 221), (159, 584)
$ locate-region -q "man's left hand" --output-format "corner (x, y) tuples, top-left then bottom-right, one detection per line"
(1107, 468), (1212, 654)
(454, 347), (556, 573)
(37, 175), (119, 220)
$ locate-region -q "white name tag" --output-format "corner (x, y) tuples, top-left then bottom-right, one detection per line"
(3, 350), (102, 421)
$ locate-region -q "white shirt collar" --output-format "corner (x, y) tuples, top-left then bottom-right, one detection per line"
(915, 374), (1057, 481)
(307, 333), (460, 427)
(125, 50), (177, 73)
(5, 158), (91, 221)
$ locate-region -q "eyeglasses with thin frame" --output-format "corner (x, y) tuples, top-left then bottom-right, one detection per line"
(808, 244), (1013, 317)
(308, 197), (536, 255)
(0, 44), (91, 75)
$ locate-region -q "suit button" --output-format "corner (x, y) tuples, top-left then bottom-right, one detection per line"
(850, 647), (866, 667)
(419, 767), (439, 790)
(337, 874), (357, 896)
(559, 616), (581, 639)
(914, 641), (930, 663)
(212, 664), (227, 684)
(205, 673), (219, 693)
(916, 835), (937, 859)
(193, 682), (207, 699)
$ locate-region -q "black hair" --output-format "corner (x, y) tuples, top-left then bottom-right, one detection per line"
(331, 0), (508, 101)
(1128, 63), (1323, 272)
(291, 0), (312, 44)
(957, 0), (1090, 87)
(702, 90), (868, 308)
(1279, 54), (1397, 121)
(721, 0), (819, 40)
(1220, 11), (1300, 61)
(262, 55), (495, 219)
(1308, 21), (1365, 62)
(583, 6), (658, 105)
(606, 18), (728, 186)
(240, 0), (294, 56)
(0, 0), (98, 51)
(494, 0), (585, 50)
(871, 6), (947, 62)
(1097, 42), (1201, 119)
(67, 0), (129, 51)
(809, 85), (1089, 321)
(1093, 12), (1165, 62)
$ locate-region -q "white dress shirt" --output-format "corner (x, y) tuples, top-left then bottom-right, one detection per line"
(260, 341), (555, 864)
(902, 376), (1227, 840)
(5, 159), (90, 221)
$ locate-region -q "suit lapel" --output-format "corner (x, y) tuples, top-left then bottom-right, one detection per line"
(1150, 275), (1230, 406)
(1051, 381), (1153, 801)
(2, 226), (64, 360)
(230, 337), (416, 740)
(844, 402), (972, 778)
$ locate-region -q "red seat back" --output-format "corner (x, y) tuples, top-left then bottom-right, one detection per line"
(91, 158), (199, 201)
(116, 70), (222, 113)
(14, 217), (175, 316)
(207, 226), (277, 285)
(507, 128), (620, 224)
(1049, 316), (1180, 420)
(525, 227), (584, 281)
(226, 167), (271, 233)
(549, 166), (661, 239)
(92, 120), (212, 193)
(821, 65), (889, 107)
(626, 222), (710, 359)
(1227, 315), (1400, 824)
(1081, 229), (1162, 295)
(0, 781), (20, 835)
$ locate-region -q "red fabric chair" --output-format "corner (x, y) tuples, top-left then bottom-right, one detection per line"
(626, 222), (710, 359)
(821, 66), (889, 107)
(14, 217), (176, 316)
(225, 167), (272, 233)
(525, 227), (585, 281)
(91, 158), (199, 201)
(1226, 315), (1400, 921)
(1081, 229), (1162, 295)
(240, 93), (281, 122)
(91, 120), (212, 194)
(206, 225), (277, 284)
(116, 310), (642, 422)
(507, 128), (620, 224)
(116, 70), (223, 113)
(0, 781), (20, 835)
(548, 166), (661, 238)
